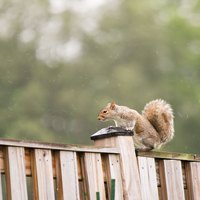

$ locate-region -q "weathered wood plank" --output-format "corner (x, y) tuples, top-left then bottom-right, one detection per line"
(56, 151), (80, 200)
(0, 148), (4, 174)
(137, 150), (200, 162)
(138, 157), (159, 200)
(94, 136), (142, 200)
(108, 154), (123, 200)
(5, 147), (28, 200)
(186, 162), (200, 200)
(1, 139), (200, 159)
(0, 138), (200, 200)
(84, 153), (106, 200)
(160, 160), (185, 200)
(78, 153), (89, 200)
(32, 149), (55, 200)
(0, 172), (3, 200)
(0, 138), (119, 154)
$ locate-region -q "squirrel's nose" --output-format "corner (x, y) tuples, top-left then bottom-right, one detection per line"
(97, 116), (101, 120)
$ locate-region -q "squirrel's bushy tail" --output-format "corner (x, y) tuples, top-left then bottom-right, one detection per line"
(142, 99), (174, 145)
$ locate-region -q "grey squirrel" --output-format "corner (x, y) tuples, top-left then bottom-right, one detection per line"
(97, 99), (174, 151)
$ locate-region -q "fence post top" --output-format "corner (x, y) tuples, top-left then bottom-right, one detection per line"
(90, 126), (134, 141)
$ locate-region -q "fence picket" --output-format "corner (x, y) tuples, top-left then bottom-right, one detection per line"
(108, 154), (123, 200)
(32, 149), (55, 200)
(161, 160), (185, 200)
(56, 151), (80, 200)
(0, 138), (197, 200)
(84, 153), (106, 200)
(138, 157), (159, 200)
(5, 147), (28, 200)
(186, 162), (200, 200)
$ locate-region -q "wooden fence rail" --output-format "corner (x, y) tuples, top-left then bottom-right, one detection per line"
(0, 133), (199, 200)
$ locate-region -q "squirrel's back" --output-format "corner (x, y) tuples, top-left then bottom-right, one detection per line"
(142, 99), (174, 145)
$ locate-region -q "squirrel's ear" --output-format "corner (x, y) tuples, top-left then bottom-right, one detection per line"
(110, 101), (116, 110)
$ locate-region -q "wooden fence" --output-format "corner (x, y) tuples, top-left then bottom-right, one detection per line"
(0, 131), (199, 200)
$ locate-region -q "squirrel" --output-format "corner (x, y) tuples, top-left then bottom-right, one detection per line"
(97, 99), (174, 151)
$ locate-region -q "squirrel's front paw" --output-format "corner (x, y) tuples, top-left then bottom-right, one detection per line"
(125, 127), (134, 131)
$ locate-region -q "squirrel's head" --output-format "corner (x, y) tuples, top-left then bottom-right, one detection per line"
(97, 101), (117, 121)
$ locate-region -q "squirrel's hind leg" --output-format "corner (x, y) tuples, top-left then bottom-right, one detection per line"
(137, 137), (156, 151)
(135, 146), (154, 152)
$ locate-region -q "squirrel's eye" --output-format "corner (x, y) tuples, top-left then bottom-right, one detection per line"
(103, 110), (107, 113)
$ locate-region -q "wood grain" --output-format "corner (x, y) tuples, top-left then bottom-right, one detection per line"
(186, 162), (200, 200)
(56, 151), (80, 200)
(5, 147), (28, 200)
(94, 136), (142, 200)
(0, 171), (3, 200)
(32, 149), (55, 200)
(137, 150), (200, 162)
(0, 138), (119, 154)
(108, 154), (123, 200)
(161, 160), (185, 200)
(0, 139), (198, 200)
(84, 153), (106, 200)
(138, 157), (159, 200)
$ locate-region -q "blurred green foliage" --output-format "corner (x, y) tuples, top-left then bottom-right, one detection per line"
(0, 0), (200, 153)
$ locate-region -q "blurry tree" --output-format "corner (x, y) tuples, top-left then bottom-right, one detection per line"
(0, 0), (200, 153)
